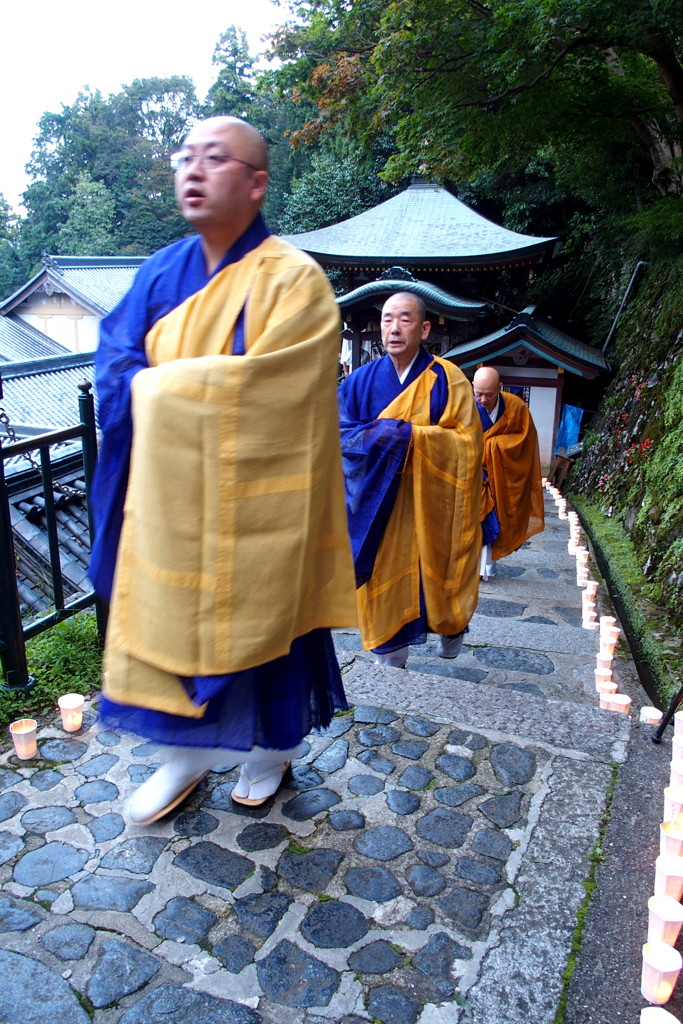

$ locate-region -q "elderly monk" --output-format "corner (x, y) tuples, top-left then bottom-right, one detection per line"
(338, 292), (482, 669)
(472, 366), (545, 580)
(89, 117), (356, 822)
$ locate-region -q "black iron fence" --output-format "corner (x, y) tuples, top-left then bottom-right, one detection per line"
(0, 380), (104, 692)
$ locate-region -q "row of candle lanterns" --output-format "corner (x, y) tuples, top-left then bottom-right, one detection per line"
(543, 479), (681, 1020)
(639, 711), (683, 1011)
(8, 693), (85, 759)
(542, 479), (633, 715)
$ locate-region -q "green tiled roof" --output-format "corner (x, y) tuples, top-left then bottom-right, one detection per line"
(284, 182), (557, 269)
(443, 306), (608, 377)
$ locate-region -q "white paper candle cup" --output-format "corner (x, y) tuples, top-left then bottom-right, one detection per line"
(665, 787), (683, 824)
(58, 693), (85, 732)
(596, 680), (617, 697)
(605, 693), (631, 714)
(584, 579), (598, 595)
(642, 941), (682, 1004)
(9, 719), (38, 760)
(599, 615), (617, 632)
(648, 895), (683, 945)
(671, 761), (683, 789)
(596, 654), (613, 671)
(641, 1005), (682, 1022)
(655, 855), (683, 900)
(638, 705), (660, 724)
(661, 821), (683, 858)
(674, 711), (683, 737)
(673, 735), (683, 761)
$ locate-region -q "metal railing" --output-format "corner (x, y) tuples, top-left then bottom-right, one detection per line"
(0, 380), (104, 692)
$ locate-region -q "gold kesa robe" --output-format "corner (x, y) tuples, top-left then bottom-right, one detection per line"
(483, 391), (545, 559)
(358, 357), (482, 650)
(104, 236), (357, 717)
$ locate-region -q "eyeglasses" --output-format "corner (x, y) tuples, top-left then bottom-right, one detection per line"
(170, 150), (260, 173)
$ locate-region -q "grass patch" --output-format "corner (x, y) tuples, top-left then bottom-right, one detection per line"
(552, 765), (619, 1024)
(0, 611), (103, 729)
(570, 496), (681, 707)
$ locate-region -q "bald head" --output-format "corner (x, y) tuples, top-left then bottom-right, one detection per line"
(174, 116), (269, 271)
(472, 366), (501, 414)
(182, 116), (269, 171)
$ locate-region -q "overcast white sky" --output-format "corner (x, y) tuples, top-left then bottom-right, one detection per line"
(1, 0), (286, 211)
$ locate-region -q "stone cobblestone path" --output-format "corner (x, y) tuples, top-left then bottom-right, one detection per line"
(0, 495), (671, 1024)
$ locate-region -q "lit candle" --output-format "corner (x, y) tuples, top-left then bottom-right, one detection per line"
(661, 821), (683, 858)
(648, 895), (683, 946)
(642, 941), (682, 1004)
(640, 1007), (682, 1023)
(605, 693), (631, 714)
(594, 669), (614, 691)
(663, 788), (683, 825)
(58, 693), (84, 732)
(9, 719), (38, 760)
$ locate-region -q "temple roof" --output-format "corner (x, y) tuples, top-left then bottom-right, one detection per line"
(337, 269), (488, 321)
(283, 181), (557, 270)
(0, 255), (145, 317)
(0, 315), (68, 362)
(443, 306), (608, 378)
(0, 352), (96, 433)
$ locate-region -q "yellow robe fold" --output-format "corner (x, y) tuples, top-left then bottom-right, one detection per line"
(358, 358), (482, 650)
(483, 391), (545, 559)
(104, 236), (357, 716)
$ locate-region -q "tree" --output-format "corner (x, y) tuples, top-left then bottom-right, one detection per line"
(0, 195), (23, 300)
(271, 0), (683, 206)
(57, 173), (116, 255)
(278, 144), (402, 233)
(204, 26), (258, 117)
(22, 77), (200, 261)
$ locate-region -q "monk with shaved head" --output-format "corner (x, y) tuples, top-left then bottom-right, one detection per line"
(472, 366), (545, 579)
(338, 291), (483, 669)
(90, 117), (356, 822)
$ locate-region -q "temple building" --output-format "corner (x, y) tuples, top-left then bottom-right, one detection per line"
(285, 179), (606, 469)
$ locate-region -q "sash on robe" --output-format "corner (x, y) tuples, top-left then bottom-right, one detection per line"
(102, 235), (357, 717)
(340, 353), (482, 651)
(480, 390), (545, 559)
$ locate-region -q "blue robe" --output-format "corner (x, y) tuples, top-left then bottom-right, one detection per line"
(476, 399), (502, 546)
(90, 217), (347, 750)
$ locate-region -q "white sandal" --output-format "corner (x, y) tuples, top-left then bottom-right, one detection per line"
(231, 760), (291, 807)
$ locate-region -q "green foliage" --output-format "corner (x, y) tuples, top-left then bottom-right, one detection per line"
(277, 149), (401, 234)
(570, 256), (683, 637)
(204, 27), (258, 118)
(272, 0), (683, 205)
(571, 497), (681, 704)
(0, 612), (103, 729)
(20, 77), (200, 264)
(57, 173), (117, 255)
